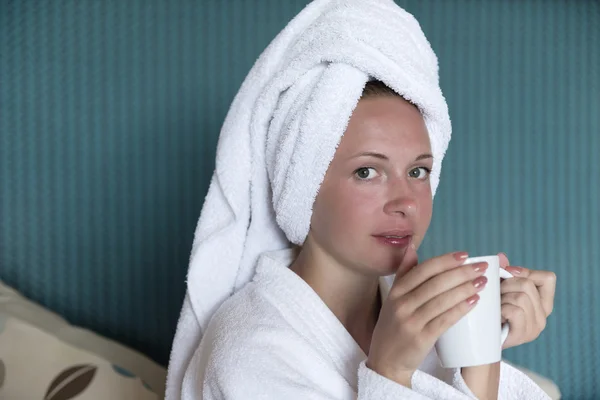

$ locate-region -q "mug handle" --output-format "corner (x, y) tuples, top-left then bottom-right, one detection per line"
(499, 267), (514, 346)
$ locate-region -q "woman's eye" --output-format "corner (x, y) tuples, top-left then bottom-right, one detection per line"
(355, 167), (378, 180)
(409, 167), (431, 179)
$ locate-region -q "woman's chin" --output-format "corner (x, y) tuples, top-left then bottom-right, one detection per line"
(365, 258), (403, 277)
(369, 252), (414, 277)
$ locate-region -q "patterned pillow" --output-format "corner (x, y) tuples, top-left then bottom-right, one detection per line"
(0, 313), (160, 400)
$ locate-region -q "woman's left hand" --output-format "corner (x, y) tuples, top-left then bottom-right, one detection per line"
(498, 253), (557, 350)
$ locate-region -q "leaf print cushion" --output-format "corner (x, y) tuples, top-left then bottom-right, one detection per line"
(0, 279), (166, 399)
(0, 313), (160, 400)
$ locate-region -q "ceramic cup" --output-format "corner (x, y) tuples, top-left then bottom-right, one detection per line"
(435, 255), (514, 368)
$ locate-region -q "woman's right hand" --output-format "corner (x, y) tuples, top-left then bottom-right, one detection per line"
(366, 249), (489, 387)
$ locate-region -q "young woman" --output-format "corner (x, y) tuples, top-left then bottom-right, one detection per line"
(167, 2), (556, 399)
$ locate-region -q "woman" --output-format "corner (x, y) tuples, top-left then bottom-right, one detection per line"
(167, 1), (556, 399)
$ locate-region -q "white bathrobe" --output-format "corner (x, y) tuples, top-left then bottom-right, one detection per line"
(185, 249), (550, 399)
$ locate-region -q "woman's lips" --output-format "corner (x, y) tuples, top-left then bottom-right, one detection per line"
(373, 234), (412, 248)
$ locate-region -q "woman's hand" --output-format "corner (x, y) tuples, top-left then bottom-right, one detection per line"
(460, 253), (556, 399)
(366, 248), (489, 387)
(498, 253), (556, 349)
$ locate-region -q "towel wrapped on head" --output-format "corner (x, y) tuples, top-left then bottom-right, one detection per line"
(166, 0), (451, 398)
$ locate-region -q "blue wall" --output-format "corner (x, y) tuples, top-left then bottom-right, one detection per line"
(412, 2), (600, 398)
(1, 1), (598, 398)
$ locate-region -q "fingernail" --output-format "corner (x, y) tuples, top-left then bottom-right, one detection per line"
(506, 266), (522, 274)
(466, 294), (480, 306)
(454, 251), (469, 261)
(471, 262), (488, 272)
(472, 276), (488, 289)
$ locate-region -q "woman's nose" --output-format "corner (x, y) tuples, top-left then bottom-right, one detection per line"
(383, 182), (418, 218)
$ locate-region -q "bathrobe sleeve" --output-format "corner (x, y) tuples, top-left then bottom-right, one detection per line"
(359, 360), (551, 400)
(357, 360), (475, 399)
(497, 362), (552, 400)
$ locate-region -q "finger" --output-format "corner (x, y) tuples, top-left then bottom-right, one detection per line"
(498, 252), (510, 268)
(503, 268), (556, 316)
(406, 261), (488, 313)
(415, 272), (486, 324)
(391, 250), (470, 298)
(424, 293), (480, 339)
(501, 277), (546, 324)
(501, 291), (544, 330)
(528, 270), (557, 316)
(393, 244), (419, 283)
(501, 303), (529, 331)
(501, 303), (529, 349)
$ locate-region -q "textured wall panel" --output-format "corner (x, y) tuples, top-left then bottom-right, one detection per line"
(1, 1), (598, 398)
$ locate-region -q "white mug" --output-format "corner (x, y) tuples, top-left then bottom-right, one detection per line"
(435, 255), (514, 368)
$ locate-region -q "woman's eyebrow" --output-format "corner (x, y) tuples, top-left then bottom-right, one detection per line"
(351, 152), (433, 161)
(352, 151), (389, 160)
(415, 153), (433, 161)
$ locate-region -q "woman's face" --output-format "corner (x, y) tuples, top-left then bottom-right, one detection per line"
(309, 95), (433, 277)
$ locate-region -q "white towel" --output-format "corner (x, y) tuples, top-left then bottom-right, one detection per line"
(166, 0), (452, 398)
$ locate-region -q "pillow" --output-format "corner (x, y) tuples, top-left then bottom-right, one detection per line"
(0, 280), (166, 399)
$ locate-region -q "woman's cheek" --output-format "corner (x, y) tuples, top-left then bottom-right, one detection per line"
(343, 186), (380, 214)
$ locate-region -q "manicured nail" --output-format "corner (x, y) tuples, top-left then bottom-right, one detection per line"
(454, 251), (469, 261)
(506, 266), (522, 274)
(466, 294), (480, 306)
(472, 262), (488, 272)
(472, 276), (488, 289)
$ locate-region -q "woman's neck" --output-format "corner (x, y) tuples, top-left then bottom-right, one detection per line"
(289, 241), (382, 355)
